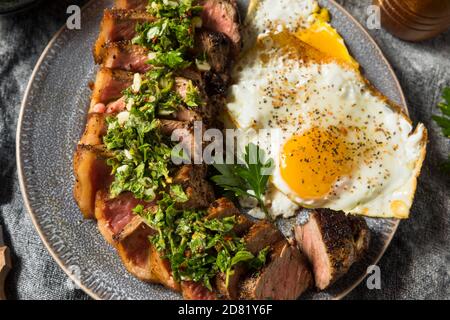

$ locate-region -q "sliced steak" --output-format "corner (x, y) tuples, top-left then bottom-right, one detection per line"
(96, 189), (180, 289)
(173, 74), (213, 123)
(89, 68), (133, 112)
(215, 220), (283, 299)
(172, 107), (203, 122)
(149, 246), (181, 291)
(172, 165), (215, 209)
(194, 29), (231, 73)
(201, 0), (241, 56)
(244, 220), (285, 255)
(206, 197), (253, 235)
(160, 120), (204, 161)
(116, 221), (160, 282)
(294, 209), (370, 290)
(94, 9), (154, 62)
(79, 113), (108, 146)
(181, 281), (217, 300)
(94, 189), (148, 244)
(99, 41), (151, 73)
(239, 241), (313, 300)
(203, 71), (228, 96)
(73, 145), (112, 219)
(114, 0), (148, 10)
(206, 197), (239, 220)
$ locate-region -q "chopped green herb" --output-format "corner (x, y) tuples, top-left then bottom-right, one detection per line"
(132, 0), (202, 69)
(184, 80), (202, 107)
(212, 143), (275, 220)
(135, 190), (267, 290)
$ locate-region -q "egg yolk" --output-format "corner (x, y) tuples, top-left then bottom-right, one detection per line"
(280, 127), (354, 199)
(295, 20), (358, 68)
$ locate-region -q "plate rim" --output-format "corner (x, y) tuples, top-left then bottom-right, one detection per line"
(16, 0), (402, 300)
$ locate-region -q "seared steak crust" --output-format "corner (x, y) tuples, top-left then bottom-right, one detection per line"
(295, 209), (370, 290)
(201, 0), (241, 56)
(239, 241), (313, 300)
(195, 30), (231, 73)
(94, 9), (154, 62)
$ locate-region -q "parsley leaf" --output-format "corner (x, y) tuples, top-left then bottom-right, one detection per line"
(212, 143), (275, 220)
(432, 87), (450, 171)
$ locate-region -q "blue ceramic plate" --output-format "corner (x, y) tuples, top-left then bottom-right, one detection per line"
(17, 0), (404, 299)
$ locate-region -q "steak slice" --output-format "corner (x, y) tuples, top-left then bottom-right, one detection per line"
(206, 197), (253, 235)
(96, 189), (180, 289)
(160, 120), (204, 162)
(194, 29), (231, 73)
(205, 198), (252, 299)
(294, 209), (370, 290)
(244, 220), (285, 255)
(239, 241), (313, 300)
(94, 189), (148, 245)
(78, 113), (109, 146)
(215, 220), (283, 299)
(149, 246), (181, 291)
(172, 165), (215, 209)
(94, 9), (154, 62)
(181, 281), (217, 300)
(73, 145), (112, 219)
(201, 0), (241, 56)
(114, 0), (148, 10)
(89, 68), (133, 112)
(99, 41), (151, 73)
(203, 70), (228, 96)
(116, 220), (160, 282)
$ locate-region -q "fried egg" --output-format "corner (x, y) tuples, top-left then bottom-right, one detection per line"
(226, 0), (427, 219)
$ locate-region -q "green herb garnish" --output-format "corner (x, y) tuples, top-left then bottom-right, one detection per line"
(212, 143), (275, 220)
(134, 188), (268, 290)
(432, 87), (450, 171)
(132, 0), (202, 69)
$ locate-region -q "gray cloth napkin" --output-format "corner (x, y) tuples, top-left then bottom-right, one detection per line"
(0, 0), (448, 300)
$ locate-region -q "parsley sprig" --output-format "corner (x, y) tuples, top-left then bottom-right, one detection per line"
(432, 87), (450, 171)
(212, 144), (275, 220)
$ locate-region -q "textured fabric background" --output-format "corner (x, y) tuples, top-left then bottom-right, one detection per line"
(0, 0), (448, 300)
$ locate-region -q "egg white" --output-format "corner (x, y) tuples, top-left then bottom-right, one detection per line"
(226, 33), (427, 219)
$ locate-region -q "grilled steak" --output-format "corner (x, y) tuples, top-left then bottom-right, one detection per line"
(172, 165), (215, 209)
(201, 0), (241, 56)
(294, 209), (370, 290)
(195, 29), (231, 73)
(114, 0), (148, 10)
(94, 9), (154, 62)
(94, 189), (147, 244)
(73, 145), (112, 218)
(116, 221), (160, 282)
(78, 113), (108, 146)
(244, 220), (285, 255)
(215, 220), (284, 299)
(181, 281), (218, 300)
(149, 246), (181, 291)
(203, 71), (228, 96)
(99, 41), (151, 73)
(89, 68), (133, 112)
(239, 241), (313, 300)
(206, 197), (253, 235)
